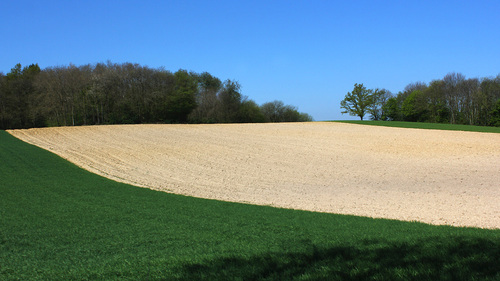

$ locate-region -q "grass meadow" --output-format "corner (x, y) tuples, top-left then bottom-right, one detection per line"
(1, 128), (499, 280)
(335, 120), (500, 133)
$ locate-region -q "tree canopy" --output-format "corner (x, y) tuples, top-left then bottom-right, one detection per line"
(340, 83), (375, 121)
(346, 72), (500, 127)
(0, 62), (312, 129)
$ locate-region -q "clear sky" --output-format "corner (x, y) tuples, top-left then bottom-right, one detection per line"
(1, 0), (499, 121)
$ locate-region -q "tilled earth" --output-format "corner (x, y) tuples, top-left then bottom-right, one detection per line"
(9, 122), (500, 229)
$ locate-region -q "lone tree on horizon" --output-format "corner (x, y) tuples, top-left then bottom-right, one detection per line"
(340, 83), (375, 121)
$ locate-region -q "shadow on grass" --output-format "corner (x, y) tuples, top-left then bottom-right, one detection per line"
(174, 236), (500, 281)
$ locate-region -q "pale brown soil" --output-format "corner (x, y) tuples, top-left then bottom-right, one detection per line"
(8, 122), (500, 229)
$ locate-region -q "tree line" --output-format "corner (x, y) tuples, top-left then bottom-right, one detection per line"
(341, 72), (500, 126)
(0, 62), (312, 130)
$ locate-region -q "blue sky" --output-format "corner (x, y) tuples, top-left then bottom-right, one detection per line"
(1, 0), (499, 121)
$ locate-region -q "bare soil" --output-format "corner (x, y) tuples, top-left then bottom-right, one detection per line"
(8, 122), (500, 229)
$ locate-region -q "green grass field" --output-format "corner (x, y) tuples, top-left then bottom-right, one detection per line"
(1, 130), (499, 280)
(334, 120), (500, 133)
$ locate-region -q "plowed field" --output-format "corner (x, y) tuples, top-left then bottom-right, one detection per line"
(9, 122), (500, 228)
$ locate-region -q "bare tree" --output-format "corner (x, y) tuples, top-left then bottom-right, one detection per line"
(443, 72), (466, 124)
(369, 88), (392, 120)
